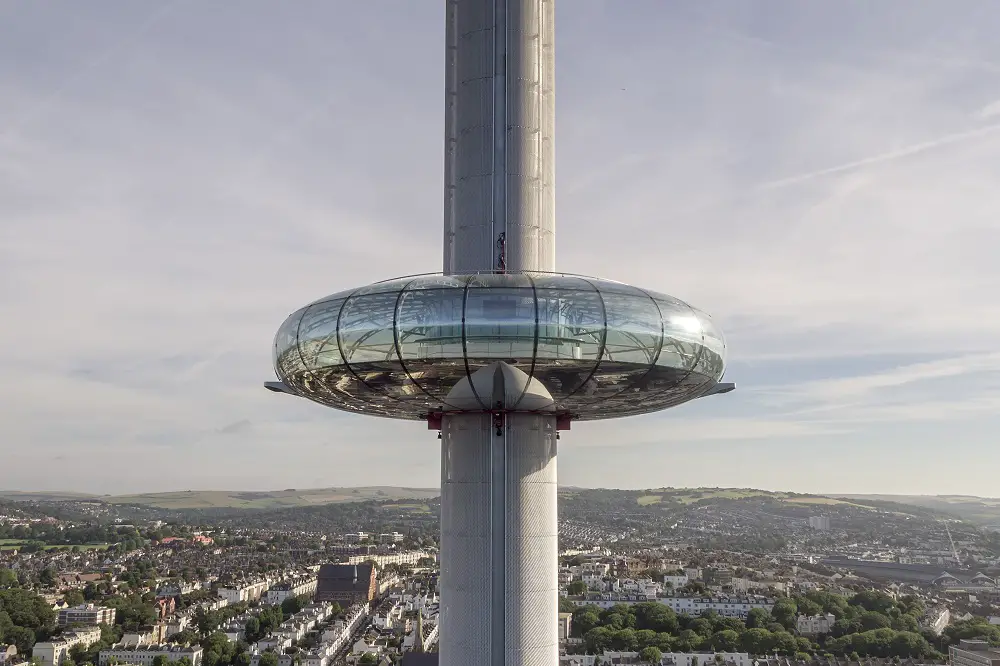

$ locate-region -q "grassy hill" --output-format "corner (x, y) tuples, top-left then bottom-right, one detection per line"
(0, 487), (439, 510)
(103, 487), (440, 510)
(2, 486), (993, 521)
(838, 494), (1000, 526)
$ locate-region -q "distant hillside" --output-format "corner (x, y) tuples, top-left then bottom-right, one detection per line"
(0, 486), (985, 520)
(558, 487), (948, 517)
(0, 491), (100, 502)
(0, 487), (439, 510)
(838, 494), (1000, 526)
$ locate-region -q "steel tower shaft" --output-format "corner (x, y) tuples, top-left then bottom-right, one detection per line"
(439, 1), (559, 665)
(443, 0), (555, 275)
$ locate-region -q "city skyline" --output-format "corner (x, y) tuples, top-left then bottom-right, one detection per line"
(3, 1), (1000, 495)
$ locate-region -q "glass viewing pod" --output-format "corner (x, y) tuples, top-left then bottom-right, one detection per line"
(271, 273), (729, 421)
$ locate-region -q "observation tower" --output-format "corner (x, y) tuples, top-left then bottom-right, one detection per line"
(266, 1), (733, 664)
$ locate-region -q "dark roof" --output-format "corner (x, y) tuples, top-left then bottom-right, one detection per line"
(401, 654), (438, 666)
(317, 563), (375, 594)
(319, 563), (374, 579)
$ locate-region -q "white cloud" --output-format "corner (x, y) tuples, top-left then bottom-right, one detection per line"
(2, 2), (1000, 494)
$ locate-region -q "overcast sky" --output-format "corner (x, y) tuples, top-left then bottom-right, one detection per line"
(2, 1), (999, 496)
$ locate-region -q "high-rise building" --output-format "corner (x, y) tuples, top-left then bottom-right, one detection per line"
(266, 1), (733, 663)
(57, 604), (116, 627)
(950, 639), (1000, 666)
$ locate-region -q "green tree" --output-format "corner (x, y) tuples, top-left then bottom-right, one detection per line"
(38, 569), (56, 587)
(4, 626), (36, 656)
(64, 590), (85, 607)
(0, 570), (18, 589)
(860, 611), (891, 631)
(770, 599), (797, 630)
(796, 599), (823, 616)
(152, 656), (170, 666)
(358, 654), (378, 665)
(258, 653), (279, 666)
(849, 591), (896, 615)
(567, 581), (587, 596)
(633, 603), (678, 634)
(745, 607), (770, 629)
(772, 631), (799, 656)
(710, 630), (739, 652)
(572, 607), (602, 637)
(639, 646), (662, 664)
(584, 626), (615, 654)
(243, 617), (261, 643)
(740, 628), (774, 655)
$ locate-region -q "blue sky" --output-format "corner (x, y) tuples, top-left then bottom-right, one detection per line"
(2, 1), (1000, 495)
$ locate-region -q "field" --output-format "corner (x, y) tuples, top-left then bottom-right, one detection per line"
(783, 497), (850, 505)
(380, 503), (432, 513)
(839, 494), (1000, 525)
(100, 486), (441, 510)
(635, 488), (787, 505)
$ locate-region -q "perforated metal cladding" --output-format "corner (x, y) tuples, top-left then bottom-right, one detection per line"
(440, 414), (492, 664)
(444, 0), (556, 275)
(439, 413), (558, 666)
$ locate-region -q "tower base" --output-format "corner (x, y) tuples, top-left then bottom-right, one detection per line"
(439, 412), (559, 666)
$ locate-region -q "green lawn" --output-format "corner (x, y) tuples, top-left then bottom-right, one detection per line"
(637, 495), (663, 506)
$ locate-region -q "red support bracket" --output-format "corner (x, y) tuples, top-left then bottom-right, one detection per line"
(427, 413), (443, 430)
(556, 414), (572, 431)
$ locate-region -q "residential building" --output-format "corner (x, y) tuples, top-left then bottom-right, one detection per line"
(568, 595), (773, 618)
(345, 551), (431, 568)
(156, 583), (196, 598)
(33, 628), (102, 666)
(219, 579), (270, 604)
(558, 613), (572, 642)
(265, 576), (318, 605)
(315, 563), (377, 605)
(704, 567), (733, 587)
(920, 606), (950, 635)
(343, 533), (368, 544)
(950, 639), (1000, 666)
(378, 533), (405, 544)
(0, 645), (17, 664)
(98, 644), (203, 666)
(558, 652), (751, 666)
(796, 613), (836, 635)
(663, 574), (689, 588)
(58, 604), (116, 627)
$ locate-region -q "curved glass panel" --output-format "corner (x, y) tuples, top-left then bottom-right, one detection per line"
(408, 274), (469, 291)
(529, 274), (595, 291)
(298, 298), (349, 372)
(464, 287), (537, 386)
(303, 287), (357, 309)
(600, 291), (661, 366)
(338, 292), (400, 366)
(467, 273), (532, 289)
(336, 286), (440, 412)
(352, 277), (418, 296)
(273, 307), (307, 381)
(562, 290), (662, 414)
(286, 296), (376, 412)
(533, 287), (605, 401)
(693, 309), (726, 381)
(655, 297), (701, 373)
(396, 286), (467, 405)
